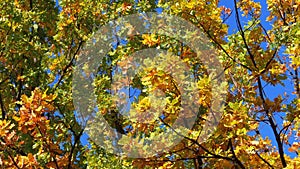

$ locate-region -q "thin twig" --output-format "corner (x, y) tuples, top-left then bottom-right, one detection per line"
(255, 152), (274, 169)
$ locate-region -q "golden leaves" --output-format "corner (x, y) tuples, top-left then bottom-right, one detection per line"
(158, 161), (173, 169)
(288, 142), (299, 153)
(0, 120), (15, 137)
(290, 55), (300, 67)
(220, 6), (232, 15)
(121, 2), (132, 13)
(5, 153), (40, 169)
(238, 0), (261, 17)
(267, 0), (299, 26)
(197, 75), (212, 107)
(46, 153), (69, 169)
(15, 88), (56, 135)
(141, 33), (160, 47)
(1, 0), (299, 168)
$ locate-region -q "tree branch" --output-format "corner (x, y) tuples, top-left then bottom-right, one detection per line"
(228, 139), (246, 169)
(257, 77), (287, 167)
(255, 152), (274, 169)
(158, 117), (234, 162)
(67, 129), (84, 169)
(54, 40), (83, 90)
(0, 93), (6, 119)
(234, 0), (257, 70)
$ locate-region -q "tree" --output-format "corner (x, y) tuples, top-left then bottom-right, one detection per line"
(0, 0), (299, 168)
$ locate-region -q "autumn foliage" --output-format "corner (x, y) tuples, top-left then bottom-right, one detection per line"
(0, 0), (299, 168)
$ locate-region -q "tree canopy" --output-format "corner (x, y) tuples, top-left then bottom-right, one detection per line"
(0, 0), (299, 168)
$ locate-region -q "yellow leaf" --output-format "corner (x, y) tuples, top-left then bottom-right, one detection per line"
(141, 33), (160, 47)
(251, 140), (259, 145)
(291, 56), (300, 67)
